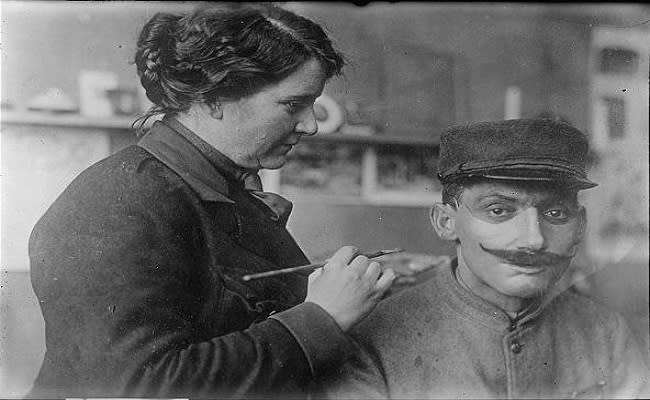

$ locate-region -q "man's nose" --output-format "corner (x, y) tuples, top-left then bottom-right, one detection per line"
(295, 107), (318, 136)
(517, 207), (546, 251)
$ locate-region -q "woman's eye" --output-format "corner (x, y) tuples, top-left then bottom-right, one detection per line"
(284, 101), (307, 114)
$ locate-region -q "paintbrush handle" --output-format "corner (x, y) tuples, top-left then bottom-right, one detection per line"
(241, 249), (402, 281)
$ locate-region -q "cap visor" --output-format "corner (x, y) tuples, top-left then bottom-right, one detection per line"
(455, 167), (598, 190)
(482, 174), (597, 189)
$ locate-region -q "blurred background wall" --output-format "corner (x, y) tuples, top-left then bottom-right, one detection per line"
(1, 2), (648, 397)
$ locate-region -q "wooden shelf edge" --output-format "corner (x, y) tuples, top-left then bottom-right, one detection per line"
(287, 191), (441, 208)
(301, 133), (439, 147)
(1, 110), (439, 147)
(1, 110), (138, 130)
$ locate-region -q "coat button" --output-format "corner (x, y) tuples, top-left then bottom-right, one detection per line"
(510, 339), (522, 354)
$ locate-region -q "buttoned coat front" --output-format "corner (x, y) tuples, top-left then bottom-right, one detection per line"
(28, 121), (351, 398)
(319, 261), (649, 399)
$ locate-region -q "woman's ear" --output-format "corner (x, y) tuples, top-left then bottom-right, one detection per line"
(194, 102), (223, 120)
(209, 102), (223, 120)
(430, 203), (458, 242)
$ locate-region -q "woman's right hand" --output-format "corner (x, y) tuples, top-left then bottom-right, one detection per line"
(304, 246), (396, 332)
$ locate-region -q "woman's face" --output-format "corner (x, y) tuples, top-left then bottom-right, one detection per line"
(222, 58), (327, 170)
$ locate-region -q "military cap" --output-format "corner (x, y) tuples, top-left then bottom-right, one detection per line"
(437, 119), (597, 190)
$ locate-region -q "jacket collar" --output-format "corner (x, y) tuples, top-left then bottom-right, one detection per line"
(441, 258), (548, 330)
(161, 116), (257, 183)
(137, 119), (234, 203)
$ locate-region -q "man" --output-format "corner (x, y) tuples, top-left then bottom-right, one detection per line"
(318, 119), (649, 399)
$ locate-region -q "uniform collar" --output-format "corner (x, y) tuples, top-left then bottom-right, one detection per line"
(137, 118), (234, 203)
(442, 258), (547, 330)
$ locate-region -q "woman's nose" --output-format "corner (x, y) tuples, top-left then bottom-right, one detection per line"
(295, 107), (318, 136)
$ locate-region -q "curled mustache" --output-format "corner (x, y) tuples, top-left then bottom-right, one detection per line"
(479, 244), (573, 267)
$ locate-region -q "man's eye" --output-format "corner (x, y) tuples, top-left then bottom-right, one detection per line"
(544, 209), (568, 220)
(489, 208), (505, 216)
(486, 206), (514, 218)
(487, 204), (512, 216)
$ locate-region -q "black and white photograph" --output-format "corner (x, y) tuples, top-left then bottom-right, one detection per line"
(1, 1), (648, 398)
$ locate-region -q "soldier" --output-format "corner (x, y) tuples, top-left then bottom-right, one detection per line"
(318, 119), (649, 399)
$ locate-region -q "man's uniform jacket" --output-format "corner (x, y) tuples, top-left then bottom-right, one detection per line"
(320, 259), (649, 399)
(28, 119), (352, 398)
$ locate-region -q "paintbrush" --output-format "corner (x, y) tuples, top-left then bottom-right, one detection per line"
(241, 248), (404, 281)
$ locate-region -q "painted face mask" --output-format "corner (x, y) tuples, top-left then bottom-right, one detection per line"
(454, 197), (579, 266)
(450, 184), (584, 300)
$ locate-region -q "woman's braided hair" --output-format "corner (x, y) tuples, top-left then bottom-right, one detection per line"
(133, 3), (345, 132)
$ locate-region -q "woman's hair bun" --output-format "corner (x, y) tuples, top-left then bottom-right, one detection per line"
(134, 13), (180, 105)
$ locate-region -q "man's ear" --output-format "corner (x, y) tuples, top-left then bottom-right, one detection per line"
(566, 207), (587, 257)
(430, 203), (458, 241)
(574, 207), (587, 244)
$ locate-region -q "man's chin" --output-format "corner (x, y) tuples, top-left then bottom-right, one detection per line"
(505, 263), (547, 275)
(501, 276), (554, 299)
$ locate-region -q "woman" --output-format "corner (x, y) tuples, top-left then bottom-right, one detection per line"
(28, 4), (394, 398)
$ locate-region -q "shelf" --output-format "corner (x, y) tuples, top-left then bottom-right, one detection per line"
(0, 110), (439, 147)
(3, 110), (442, 208)
(1, 110), (137, 131)
(285, 192), (440, 208)
(363, 190), (441, 207)
(301, 132), (439, 147)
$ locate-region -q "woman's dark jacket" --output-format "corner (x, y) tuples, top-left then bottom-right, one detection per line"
(28, 119), (352, 398)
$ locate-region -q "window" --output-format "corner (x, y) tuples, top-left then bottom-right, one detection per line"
(376, 145), (440, 194)
(602, 97), (626, 139)
(259, 132), (441, 206)
(280, 142), (363, 197)
(599, 48), (639, 74)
